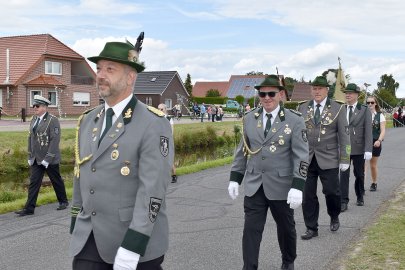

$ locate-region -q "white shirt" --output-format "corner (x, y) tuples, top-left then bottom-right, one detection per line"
(313, 98), (327, 114)
(102, 94), (133, 133)
(346, 102), (358, 124)
(372, 111), (386, 122)
(262, 105), (280, 131)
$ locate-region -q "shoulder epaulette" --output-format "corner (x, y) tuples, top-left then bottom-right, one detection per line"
(82, 106), (98, 115)
(334, 100), (345, 104)
(288, 109), (302, 116)
(147, 106), (165, 117)
(298, 100), (308, 105)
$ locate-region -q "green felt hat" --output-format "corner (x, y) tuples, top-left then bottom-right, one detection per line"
(311, 76), (330, 87)
(343, 83), (360, 93)
(88, 42), (145, 72)
(254, 75), (285, 90)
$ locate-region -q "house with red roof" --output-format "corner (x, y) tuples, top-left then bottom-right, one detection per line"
(0, 34), (96, 119)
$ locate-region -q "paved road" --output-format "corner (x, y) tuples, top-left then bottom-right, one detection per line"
(0, 128), (404, 269)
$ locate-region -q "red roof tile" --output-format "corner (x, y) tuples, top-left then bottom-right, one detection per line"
(24, 74), (65, 87)
(290, 82), (312, 101)
(192, 81), (229, 97)
(0, 34), (84, 85)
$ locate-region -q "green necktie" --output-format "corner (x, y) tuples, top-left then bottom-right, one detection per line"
(349, 105), (353, 122)
(314, 104), (321, 125)
(264, 113), (272, 137)
(99, 108), (114, 144)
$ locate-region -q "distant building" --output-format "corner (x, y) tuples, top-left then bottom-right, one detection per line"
(0, 34), (96, 117)
(290, 82), (312, 102)
(192, 81), (229, 97)
(134, 71), (190, 115)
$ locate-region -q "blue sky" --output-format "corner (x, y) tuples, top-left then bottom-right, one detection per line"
(1, 0), (405, 97)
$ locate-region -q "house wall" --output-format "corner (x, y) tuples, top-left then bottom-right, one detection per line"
(162, 77), (190, 115)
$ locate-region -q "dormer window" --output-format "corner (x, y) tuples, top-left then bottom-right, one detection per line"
(45, 61), (62, 75)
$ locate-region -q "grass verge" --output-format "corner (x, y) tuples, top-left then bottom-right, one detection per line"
(0, 156), (234, 214)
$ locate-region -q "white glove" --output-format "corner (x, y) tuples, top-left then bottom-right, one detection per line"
(339, 163), (350, 172)
(28, 160), (33, 166)
(228, 181), (239, 200)
(41, 160), (49, 168)
(364, 152), (372, 161)
(113, 247), (140, 270)
(287, 188), (302, 209)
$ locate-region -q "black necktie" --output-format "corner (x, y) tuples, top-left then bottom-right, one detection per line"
(100, 108), (114, 143)
(264, 113), (272, 137)
(33, 118), (40, 133)
(314, 104), (321, 125)
(349, 105), (353, 122)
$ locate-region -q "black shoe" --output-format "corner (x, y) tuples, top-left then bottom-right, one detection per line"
(57, 202), (69, 210)
(341, 203), (348, 212)
(281, 262), (294, 270)
(356, 200), (364, 206)
(330, 217), (340, 231)
(301, 229), (318, 240)
(15, 209), (34, 216)
(370, 183), (377, 192)
(171, 175), (177, 183)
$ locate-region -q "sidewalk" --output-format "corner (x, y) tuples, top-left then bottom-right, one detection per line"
(0, 128), (404, 269)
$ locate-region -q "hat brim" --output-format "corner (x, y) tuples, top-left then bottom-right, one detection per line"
(33, 100), (49, 106)
(310, 83), (330, 87)
(343, 90), (360, 93)
(254, 85), (286, 91)
(88, 56), (145, 73)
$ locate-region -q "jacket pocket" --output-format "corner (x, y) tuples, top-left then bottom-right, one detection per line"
(326, 143), (338, 150)
(118, 206), (134, 222)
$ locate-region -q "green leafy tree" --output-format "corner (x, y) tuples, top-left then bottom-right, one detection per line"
(235, 95), (245, 105)
(373, 88), (398, 108)
(206, 89), (221, 97)
(284, 77), (298, 95)
(184, 73), (193, 96)
(377, 74), (399, 97)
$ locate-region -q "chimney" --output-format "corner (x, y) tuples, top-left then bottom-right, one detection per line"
(4, 48), (10, 84)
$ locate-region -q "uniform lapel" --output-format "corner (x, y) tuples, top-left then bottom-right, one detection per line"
(307, 100), (316, 125)
(255, 107), (265, 141)
(90, 107), (105, 155)
(264, 106), (286, 143)
(350, 103), (362, 125)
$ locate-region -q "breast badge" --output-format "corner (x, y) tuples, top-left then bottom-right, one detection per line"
(284, 125), (291, 135)
(257, 120), (262, 128)
(121, 161), (130, 176)
(111, 144), (119, 160)
(278, 136), (285, 145)
(269, 144), (277, 152)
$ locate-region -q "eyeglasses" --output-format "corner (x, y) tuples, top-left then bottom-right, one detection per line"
(33, 105), (40, 108)
(366, 101), (375, 105)
(258, 91), (278, 98)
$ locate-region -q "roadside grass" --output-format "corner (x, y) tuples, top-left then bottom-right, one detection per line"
(0, 156), (234, 214)
(338, 184), (405, 270)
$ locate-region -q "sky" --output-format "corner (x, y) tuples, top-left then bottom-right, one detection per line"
(1, 0), (405, 97)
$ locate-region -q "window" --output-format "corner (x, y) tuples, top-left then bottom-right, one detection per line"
(48, 91), (57, 107)
(45, 61), (62, 75)
(73, 92), (90, 106)
(30, 90), (42, 107)
(146, 97), (153, 106)
(165, 99), (172, 109)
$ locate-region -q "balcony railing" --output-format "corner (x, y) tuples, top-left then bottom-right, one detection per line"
(71, 75), (94, 85)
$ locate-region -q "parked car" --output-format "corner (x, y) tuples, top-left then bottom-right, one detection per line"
(223, 99), (240, 109)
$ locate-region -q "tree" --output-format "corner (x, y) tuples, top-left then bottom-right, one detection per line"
(377, 74), (399, 97)
(246, 71), (264, 75)
(284, 77), (298, 94)
(235, 95), (245, 105)
(184, 73), (193, 96)
(373, 88), (398, 109)
(206, 89), (221, 97)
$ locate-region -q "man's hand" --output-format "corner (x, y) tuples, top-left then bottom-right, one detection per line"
(364, 152), (372, 161)
(228, 181), (239, 200)
(113, 247), (140, 270)
(28, 160), (33, 166)
(287, 188), (302, 209)
(339, 163), (350, 172)
(41, 160), (49, 168)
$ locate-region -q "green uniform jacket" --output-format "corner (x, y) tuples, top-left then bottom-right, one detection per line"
(69, 95), (174, 263)
(230, 106), (309, 199)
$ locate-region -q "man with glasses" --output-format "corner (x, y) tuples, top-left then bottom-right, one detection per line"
(15, 95), (68, 216)
(340, 83), (372, 210)
(297, 76), (351, 240)
(228, 75), (309, 270)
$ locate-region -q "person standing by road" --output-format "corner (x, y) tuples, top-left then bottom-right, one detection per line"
(365, 96), (386, 191)
(200, 103), (206, 122)
(228, 75), (309, 270)
(15, 95), (68, 216)
(69, 39), (174, 270)
(340, 83), (372, 211)
(297, 76), (351, 240)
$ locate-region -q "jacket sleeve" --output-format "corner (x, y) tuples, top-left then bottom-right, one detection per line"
(337, 105), (351, 164)
(290, 117), (309, 191)
(229, 137), (247, 184)
(120, 117), (173, 256)
(43, 116), (61, 164)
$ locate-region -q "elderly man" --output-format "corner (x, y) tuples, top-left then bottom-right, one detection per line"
(69, 38), (174, 270)
(297, 76), (351, 240)
(228, 75), (309, 270)
(15, 95), (68, 216)
(340, 83), (372, 210)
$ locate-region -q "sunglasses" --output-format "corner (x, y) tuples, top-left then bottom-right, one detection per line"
(33, 104), (40, 108)
(366, 101), (375, 105)
(258, 91), (278, 98)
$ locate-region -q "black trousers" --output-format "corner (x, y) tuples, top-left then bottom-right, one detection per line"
(340, 154), (365, 203)
(73, 232), (164, 270)
(243, 186), (296, 270)
(302, 157), (341, 231)
(25, 162), (68, 212)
